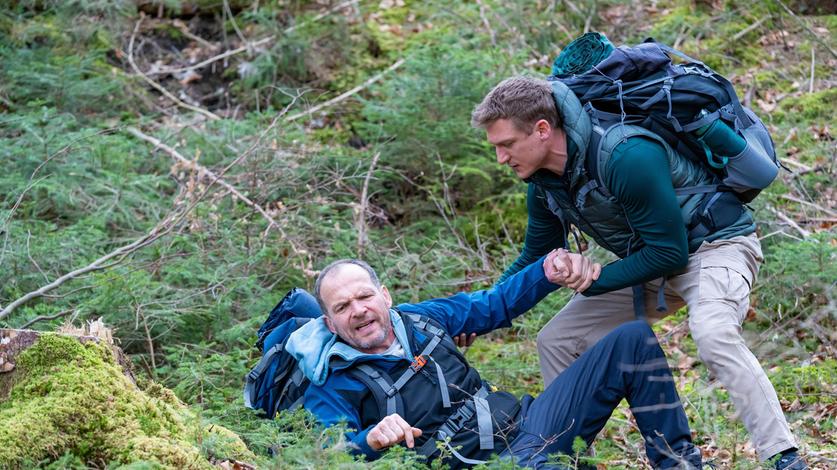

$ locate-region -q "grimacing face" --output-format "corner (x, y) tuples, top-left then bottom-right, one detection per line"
(486, 118), (550, 179)
(319, 264), (396, 354)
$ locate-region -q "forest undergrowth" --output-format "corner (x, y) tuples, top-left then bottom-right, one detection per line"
(0, 0), (835, 468)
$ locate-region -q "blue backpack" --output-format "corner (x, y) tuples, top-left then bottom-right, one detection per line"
(243, 288), (322, 418)
(550, 34), (780, 203)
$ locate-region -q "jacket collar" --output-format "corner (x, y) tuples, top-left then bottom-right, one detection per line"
(285, 309), (414, 386)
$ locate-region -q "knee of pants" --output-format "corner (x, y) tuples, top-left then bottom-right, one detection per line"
(689, 321), (745, 364)
(537, 327), (562, 354)
(610, 320), (656, 346)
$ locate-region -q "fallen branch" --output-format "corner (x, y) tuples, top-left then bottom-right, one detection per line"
(126, 127), (285, 236)
(147, 0), (360, 77)
(768, 207), (811, 238)
(127, 14), (221, 120)
(475, 0), (497, 47)
(20, 309), (74, 329)
(285, 58), (405, 122)
(0, 211), (181, 322)
(2, 112), (290, 322)
(780, 194), (837, 217)
(732, 15), (770, 41)
(774, 0), (837, 59)
(356, 152), (381, 258)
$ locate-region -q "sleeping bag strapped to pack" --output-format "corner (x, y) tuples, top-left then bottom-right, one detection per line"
(244, 288), (322, 419)
(550, 32), (780, 203)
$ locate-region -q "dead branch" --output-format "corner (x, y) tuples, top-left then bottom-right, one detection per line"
(127, 15), (221, 120)
(809, 46), (815, 93)
(125, 127), (288, 241)
(1, 110), (291, 321)
(172, 19), (217, 50)
(732, 15), (770, 41)
(20, 309), (74, 329)
(774, 0), (837, 59)
(781, 194), (837, 217)
(357, 152), (381, 258)
(285, 58), (406, 122)
(475, 0), (497, 47)
(0, 210), (182, 322)
(768, 206), (811, 238)
(147, 0), (360, 77)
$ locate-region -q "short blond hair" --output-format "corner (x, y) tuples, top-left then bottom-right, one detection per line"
(471, 76), (562, 132)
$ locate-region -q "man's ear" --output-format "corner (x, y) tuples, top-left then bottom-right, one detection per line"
(381, 285), (393, 308)
(323, 314), (337, 334)
(534, 119), (552, 140)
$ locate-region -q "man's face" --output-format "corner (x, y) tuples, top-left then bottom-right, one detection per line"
(320, 264), (395, 354)
(486, 118), (549, 179)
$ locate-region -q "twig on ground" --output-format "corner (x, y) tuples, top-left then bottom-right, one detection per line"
(127, 15), (221, 120)
(768, 207), (811, 238)
(357, 152), (381, 258)
(781, 194), (837, 217)
(285, 58), (405, 122)
(583, 0), (597, 34)
(792, 164), (829, 177)
(773, 0), (837, 59)
(172, 19), (216, 50)
(732, 15), (770, 41)
(147, 0), (359, 77)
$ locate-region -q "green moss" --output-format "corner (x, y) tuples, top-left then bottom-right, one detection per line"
(772, 88), (837, 124)
(770, 359), (837, 405)
(0, 334), (253, 468)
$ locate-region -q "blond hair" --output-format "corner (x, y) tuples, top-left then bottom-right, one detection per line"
(471, 76), (562, 132)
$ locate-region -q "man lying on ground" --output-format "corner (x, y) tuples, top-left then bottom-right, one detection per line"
(285, 253), (704, 469)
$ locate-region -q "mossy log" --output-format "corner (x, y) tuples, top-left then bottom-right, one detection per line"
(0, 327), (254, 469)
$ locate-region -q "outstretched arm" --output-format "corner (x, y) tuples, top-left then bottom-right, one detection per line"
(397, 250), (599, 337)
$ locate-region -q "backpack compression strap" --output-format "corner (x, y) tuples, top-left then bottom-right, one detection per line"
(243, 342), (284, 409)
(416, 384), (492, 465)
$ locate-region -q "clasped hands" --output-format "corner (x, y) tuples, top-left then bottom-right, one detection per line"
(543, 248), (601, 293)
(451, 249), (601, 350)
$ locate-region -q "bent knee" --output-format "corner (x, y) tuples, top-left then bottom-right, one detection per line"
(613, 320), (656, 342)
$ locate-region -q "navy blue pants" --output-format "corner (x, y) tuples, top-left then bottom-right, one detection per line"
(500, 321), (694, 469)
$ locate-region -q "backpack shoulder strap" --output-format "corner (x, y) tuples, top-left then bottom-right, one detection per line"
(347, 363), (404, 417)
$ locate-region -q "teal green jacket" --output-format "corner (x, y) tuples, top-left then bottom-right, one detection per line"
(499, 83), (754, 296)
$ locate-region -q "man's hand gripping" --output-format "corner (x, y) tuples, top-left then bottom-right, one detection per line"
(543, 248), (602, 293)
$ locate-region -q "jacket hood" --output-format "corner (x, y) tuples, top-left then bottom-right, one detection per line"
(285, 309), (414, 386)
(551, 80), (591, 173)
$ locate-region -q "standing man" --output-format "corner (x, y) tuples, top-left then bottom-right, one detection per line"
(471, 76), (805, 469)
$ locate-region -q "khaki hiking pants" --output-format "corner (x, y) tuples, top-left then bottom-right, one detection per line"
(537, 233), (797, 461)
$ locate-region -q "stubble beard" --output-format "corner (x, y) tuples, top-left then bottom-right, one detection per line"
(353, 320), (393, 351)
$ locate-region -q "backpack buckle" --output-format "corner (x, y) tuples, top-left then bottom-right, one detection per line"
(410, 354), (427, 372)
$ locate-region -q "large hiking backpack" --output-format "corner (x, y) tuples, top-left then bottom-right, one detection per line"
(243, 288), (322, 418)
(549, 34), (780, 203)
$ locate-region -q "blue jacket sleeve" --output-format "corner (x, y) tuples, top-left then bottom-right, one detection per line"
(304, 379), (381, 460)
(397, 255), (558, 336)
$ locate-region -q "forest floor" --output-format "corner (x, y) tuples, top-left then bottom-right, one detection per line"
(0, 0), (835, 468)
